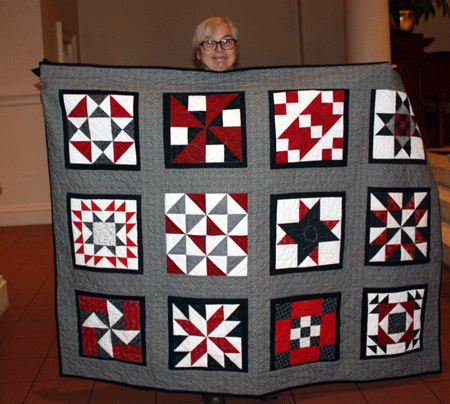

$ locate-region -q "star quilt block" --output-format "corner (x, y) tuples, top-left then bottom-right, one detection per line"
(166, 193), (248, 276)
(269, 89), (349, 168)
(76, 291), (146, 364)
(168, 296), (248, 372)
(271, 293), (340, 370)
(369, 89), (425, 163)
(61, 91), (139, 170)
(163, 92), (247, 168)
(361, 285), (427, 358)
(271, 192), (345, 274)
(365, 188), (430, 265)
(68, 194), (142, 273)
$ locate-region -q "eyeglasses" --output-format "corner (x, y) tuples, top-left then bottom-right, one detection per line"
(199, 38), (237, 52)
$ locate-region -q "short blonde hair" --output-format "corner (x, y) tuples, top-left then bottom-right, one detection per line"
(192, 17), (238, 48)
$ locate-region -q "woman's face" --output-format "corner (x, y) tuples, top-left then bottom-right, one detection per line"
(196, 22), (237, 71)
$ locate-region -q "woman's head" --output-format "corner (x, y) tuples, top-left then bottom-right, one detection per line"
(193, 17), (238, 71)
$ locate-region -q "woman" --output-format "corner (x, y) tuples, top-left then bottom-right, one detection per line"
(193, 17), (238, 71)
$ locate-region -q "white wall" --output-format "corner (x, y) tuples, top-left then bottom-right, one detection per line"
(0, 0), (51, 226)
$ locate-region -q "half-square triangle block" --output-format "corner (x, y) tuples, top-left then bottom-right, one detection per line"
(166, 193), (248, 276)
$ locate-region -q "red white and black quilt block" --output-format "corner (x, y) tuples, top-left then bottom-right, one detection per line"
(269, 90), (349, 168)
(361, 285), (427, 358)
(365, 188), (430, 265)
(163, 92), (247, 168)
(68, 194), (142, 273)
(169, 296), (248, 371)
(61, 91), (139, 170)
(76, 291), (145, 365)
(166, 193), (248, 276)
(370, 89), (425, 163)
(271, 294), (340, 370)
(271, 192), (345, 274)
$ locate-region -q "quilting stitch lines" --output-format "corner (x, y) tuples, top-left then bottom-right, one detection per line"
(271, 192), (345, 274)
(169, 297), (248, 371)
(76, 291), (145, 364)
(269, 89), (348, 168)
(61, 91), (139, 169)
(166, 193), (248, 276)
(68, 194), (142, 273)
(271, 294), (340, 370)
(365, 188), (430, 265)
(163, 92), (247, 168)
(361, 286), (427, 358)
(370, 89), (425, 163)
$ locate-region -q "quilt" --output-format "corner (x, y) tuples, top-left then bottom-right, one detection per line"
(39, 61), (442, 396)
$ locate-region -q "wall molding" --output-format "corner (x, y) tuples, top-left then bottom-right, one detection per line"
(0, 202), (51, 213)
(0, 203), (52, 226)
(0, 93), (41, 108)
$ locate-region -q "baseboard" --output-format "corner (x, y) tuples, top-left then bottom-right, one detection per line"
(0, 203), (52, 226)
(0, 276), (8, 317)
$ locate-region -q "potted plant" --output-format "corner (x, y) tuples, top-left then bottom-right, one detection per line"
(389, 0), (450, 30)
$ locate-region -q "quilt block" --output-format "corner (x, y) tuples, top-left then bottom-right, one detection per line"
(61, 91), (139, 169)
(165, 193), (248, 276)
(76, 291), (145, 364)
(369, 90), (425, 163)
(163, 92), (247, 168)
(361, 285), (427, 358)
(269, 89), (348, 168)
(271, 192), (345, 273)
(271, 294), (340, 369)
(168, 296), (248, 371)
(68, 194), (142, 273)
(365, 188), (430, 265)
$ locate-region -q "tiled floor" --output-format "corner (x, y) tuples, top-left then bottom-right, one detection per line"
(0, 224), (449, 404)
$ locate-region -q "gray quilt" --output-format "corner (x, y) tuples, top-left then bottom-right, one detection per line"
(39, 61), (442, 396)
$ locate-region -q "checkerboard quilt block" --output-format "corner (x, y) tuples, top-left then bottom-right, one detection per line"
(76, 292), (145, 364)
(361, 286), (427, 358)
(163, 92), (247, 168)
(366, 188), (430, 265)
(370, 89), (425, 163)
(271, 193), (345, 273)
(61, 91), (139, 169)
(69, 195), (142, 272)
(166, 193), (248, 276)
(169, 297), (248, 371)
(270, 90), (348, 168)
(271, 294), (340, 370)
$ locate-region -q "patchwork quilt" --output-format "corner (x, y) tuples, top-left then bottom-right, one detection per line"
(39, 61), (442, 396)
